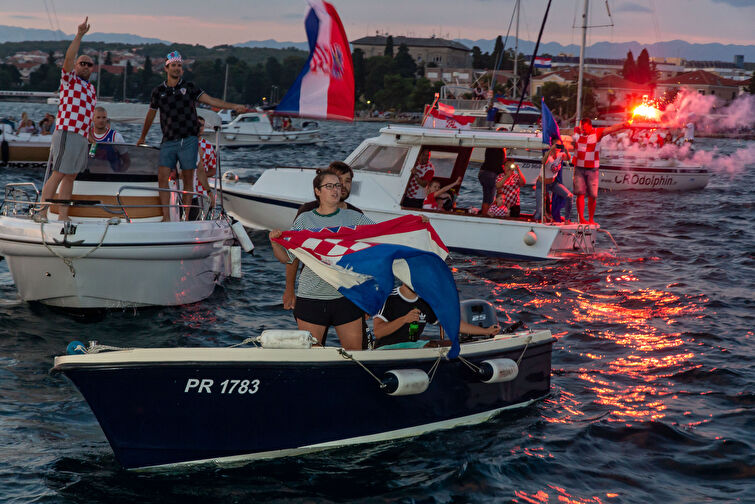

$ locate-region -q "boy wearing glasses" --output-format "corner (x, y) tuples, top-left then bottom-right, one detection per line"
(137, 50), (246, 221)
(37, 18), (96, 222)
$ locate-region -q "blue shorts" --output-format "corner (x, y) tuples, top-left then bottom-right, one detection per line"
(573, 166), (599, 199)
(159, 136), (198, 171)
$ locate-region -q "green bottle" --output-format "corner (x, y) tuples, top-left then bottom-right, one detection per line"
(408, 321), (419, 341)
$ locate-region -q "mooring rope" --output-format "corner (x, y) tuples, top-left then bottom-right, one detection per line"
(39, 218), (119, 276)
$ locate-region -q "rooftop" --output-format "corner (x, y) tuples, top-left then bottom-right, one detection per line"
(352, 35), (471, 52)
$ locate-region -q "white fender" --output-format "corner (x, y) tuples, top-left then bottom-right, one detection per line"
(478, 358), (519, 383)
(231, 221), (254, 253)
(382, 369), (430, 396)
(257, 330), (316, 349)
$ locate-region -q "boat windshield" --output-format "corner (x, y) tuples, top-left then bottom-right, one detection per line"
(350, 144), (409, 174)
(77, 144), (160, 183)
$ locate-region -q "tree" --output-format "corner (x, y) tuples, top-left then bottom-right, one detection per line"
(0, 64), (21, 89)
(384, 35), (394, 57)
(394, 44), (417, 78)
(472, 46), (486, 69)
(105, 51), (112, 65)
(352, 48), (366, 100)
(408, 76), (436, 110)
(491, 36), (504, 68)
(374, 74), (412, 111)
(265, 56), (282, 86)
(622, 50), (637, 83)
(364, 55), (397, 100)
(635, 48), (654, 85)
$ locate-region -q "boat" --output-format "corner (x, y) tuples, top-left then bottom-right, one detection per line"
(201, 111), (320, 147)
(0, 142), (247, 308)
(219, 125), (607, 260)
(0, 123), (51, 167)
(52, 326), (554, 470)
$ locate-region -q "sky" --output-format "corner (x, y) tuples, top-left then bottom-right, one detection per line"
(1, 0), (753, 47)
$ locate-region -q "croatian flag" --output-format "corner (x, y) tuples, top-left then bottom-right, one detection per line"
(275, 0), (354, 121)
(534, 57), (552, 69)
(422, 107), (475, 130)
(272, 215), (462, 358)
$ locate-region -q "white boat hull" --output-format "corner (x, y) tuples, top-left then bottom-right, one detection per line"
(206, 129), (320, 147)
(0, 218), (235, 308)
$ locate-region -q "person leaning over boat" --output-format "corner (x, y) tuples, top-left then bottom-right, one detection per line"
(423, 177), (460, 210)
(478, 147), (505, 215)
(402, 150), (434, 209)
(563, 118), (628, 224)
(36, 17), (96, 222)
(495, 160), (526, 217)
(269, 171), (374, 350)
(373, 283), (500, 348)
(282, 162), (363, 311)
(136, 50), (246, 221)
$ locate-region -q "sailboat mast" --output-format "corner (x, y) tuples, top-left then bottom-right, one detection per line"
(575, 0), (588, 125)
(512, 0), (520, 99)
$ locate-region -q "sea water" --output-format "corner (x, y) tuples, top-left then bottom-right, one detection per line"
(0, 102), (753, 503)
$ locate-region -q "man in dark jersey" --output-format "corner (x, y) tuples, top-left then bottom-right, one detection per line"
(137, 50), (246, 221)
(373, 284), (500, 348)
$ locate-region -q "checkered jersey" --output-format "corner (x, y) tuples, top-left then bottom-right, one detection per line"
(405, 162), (434, 199)
(496, 172), (521, 208)
(56, 70), (96, 138)
(150, 79), (204, 142)
(194, 138), (217, 195)
(422, 193), (438, 210)
(487, 203), (509, 217)
(573, 127), (605, 169)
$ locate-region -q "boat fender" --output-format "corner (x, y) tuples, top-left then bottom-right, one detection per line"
(231, 220), (254, 253)
(223, 171), (239, 183)
(230, 246), (242, 278)
(1, 139), (8, 166)
(66, 341), (87, 355)
(381, 369), (430, 396)
(257, 330), (317, 349)
(523, 229), (537, 246)
(477, 358), (519, 383)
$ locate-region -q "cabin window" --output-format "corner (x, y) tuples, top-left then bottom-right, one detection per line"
(350, 144), (409, 174)
(241, 116), (261, 122)
(423, 149), (459, 179)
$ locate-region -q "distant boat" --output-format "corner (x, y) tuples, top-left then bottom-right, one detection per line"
(202, 111), (320, 147)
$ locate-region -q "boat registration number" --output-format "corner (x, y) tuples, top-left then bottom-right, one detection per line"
(183, 378), (260, 395)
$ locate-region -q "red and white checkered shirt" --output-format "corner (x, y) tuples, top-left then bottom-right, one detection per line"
(55, 70), (96, 138)
(194, 138), (217, 195)
(487, 203), (509, 217)
(572, 128), (605, 169)
(405, 162), (434, 199)
(496, 172), (521, 208)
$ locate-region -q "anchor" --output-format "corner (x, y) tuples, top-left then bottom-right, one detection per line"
(53, 221), (85, 248)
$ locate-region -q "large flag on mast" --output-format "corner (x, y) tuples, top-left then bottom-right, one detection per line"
(275, 0), (354, 121)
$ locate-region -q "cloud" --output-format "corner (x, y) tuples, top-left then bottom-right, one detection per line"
(614, 2), (653, 13)
(711, 0), (754, 7)
(9, 15), (39, 20)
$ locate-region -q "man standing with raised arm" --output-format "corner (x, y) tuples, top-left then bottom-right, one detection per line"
(36, 17), (96, 222)
(137, 51), (246, 221)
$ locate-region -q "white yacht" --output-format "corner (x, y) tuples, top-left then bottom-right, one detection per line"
(203, 111), (320, 147)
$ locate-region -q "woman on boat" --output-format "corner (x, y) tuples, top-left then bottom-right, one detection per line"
(269, 171), (374, 350)
(495, 161), (526, 217)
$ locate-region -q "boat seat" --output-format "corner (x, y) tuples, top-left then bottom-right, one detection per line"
(49, 193), (163, 219)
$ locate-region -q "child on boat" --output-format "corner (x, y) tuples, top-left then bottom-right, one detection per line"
(423, 177), (461, 210)
(487, 193), (509, 217)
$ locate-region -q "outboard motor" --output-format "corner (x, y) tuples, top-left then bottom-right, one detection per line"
(459, 299), (498, 340)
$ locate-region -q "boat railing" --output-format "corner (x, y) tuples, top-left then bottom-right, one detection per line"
(1, 182), (214, 222)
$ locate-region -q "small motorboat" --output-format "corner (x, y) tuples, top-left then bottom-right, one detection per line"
(52, 326), (554, 470)
(0, 143), (248, 308)
(202, 111), (320, 147)
(220, 125), (608, 260)
(0, 123), (51, 167)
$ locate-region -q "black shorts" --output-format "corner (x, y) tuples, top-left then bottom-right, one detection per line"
(294, 296), (363, 327)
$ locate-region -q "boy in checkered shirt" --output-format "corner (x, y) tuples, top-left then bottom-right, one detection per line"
(37, 18), (96, 222)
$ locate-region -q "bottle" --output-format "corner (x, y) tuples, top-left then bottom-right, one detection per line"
(408, 321), (419, 341)
(88, 142), (97, 158)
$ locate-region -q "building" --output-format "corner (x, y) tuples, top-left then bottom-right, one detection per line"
(591, 74), (651, 110)
(655, 70), (742, 101)
(529, 67), (598, 97)
(351, 35), (471, 68)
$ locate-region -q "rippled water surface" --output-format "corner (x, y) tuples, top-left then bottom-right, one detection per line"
(1, 102), (753, 503)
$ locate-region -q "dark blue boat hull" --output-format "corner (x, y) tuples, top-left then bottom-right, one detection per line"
(61, 341), (553, 470)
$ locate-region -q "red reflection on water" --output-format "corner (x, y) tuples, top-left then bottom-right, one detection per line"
(514, 485), (609, 503)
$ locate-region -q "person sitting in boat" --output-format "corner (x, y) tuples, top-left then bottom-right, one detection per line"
(18, 112), (36, 134)
(90, 106), (130, 172)
(284, 162), (364, 312)
(281, 117), (293, 131)
(487, 193), (509, 217)
(495, 161), (526, 217)
(38, 113), (55, 135)
(373, 283), (500, 348)
(478, 147), (505, 215)
(534, 143), (573, 223)
(188, 115), (217, 219)
(269, 170), (374, 350)
(423, 177), (461, 211)
(402, 150), (434, 209)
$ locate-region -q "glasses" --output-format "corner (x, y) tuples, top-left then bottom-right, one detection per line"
(318, 183), (343, 190)
(78, 61), (94, 67)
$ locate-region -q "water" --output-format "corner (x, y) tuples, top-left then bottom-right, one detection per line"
(1, 102), (753, 503)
